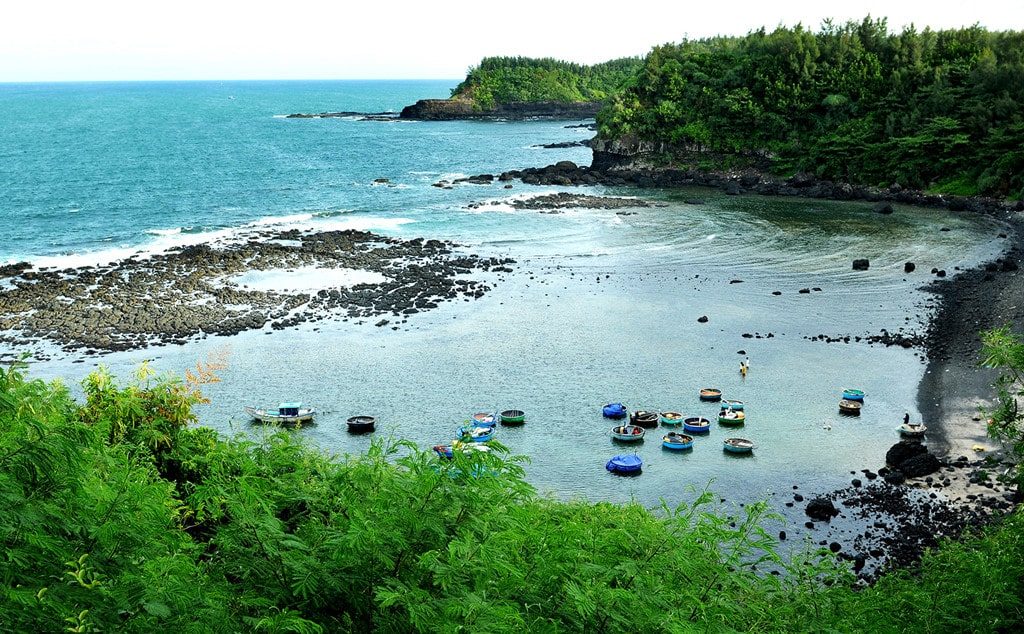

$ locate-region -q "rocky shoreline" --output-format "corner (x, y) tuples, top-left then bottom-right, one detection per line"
(0, 230), (512, 357)
(399, 99), (602, 121)
(449, 147), (1023, 579)
(459, 159), (1022, 216)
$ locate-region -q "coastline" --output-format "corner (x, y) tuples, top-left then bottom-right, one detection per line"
(918, 215), (1024, 458)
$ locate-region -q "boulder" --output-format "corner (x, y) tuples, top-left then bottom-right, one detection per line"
(900, 453), (942, 478)
(904, 262), (916, 273)
(873, 202), (894, 214)
(852, 259), (870, 271)
(805, 497), (839, 521)
(886, 441), (927, 467)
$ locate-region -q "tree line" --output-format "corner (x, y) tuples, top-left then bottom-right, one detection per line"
(596, 18), (1024, 197)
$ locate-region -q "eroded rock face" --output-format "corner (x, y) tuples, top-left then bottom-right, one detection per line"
(399, 99), (601, 121)
(0, 229), (513, 354)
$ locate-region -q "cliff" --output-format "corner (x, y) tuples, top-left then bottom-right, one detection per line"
(399, 99), (602, 121)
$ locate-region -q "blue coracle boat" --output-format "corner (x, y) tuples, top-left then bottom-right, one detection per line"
(458, 425), (494, 443)
(606, 454), (643, 474)
(603, 402), (628, 419)
(662, 432), (694, 450)
(683, 416), (711, 433)
(471, 412), (497, 427)
(842, 389), (865, 402)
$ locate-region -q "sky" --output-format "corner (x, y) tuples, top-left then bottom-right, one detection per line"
(1, 0), (1022, 82)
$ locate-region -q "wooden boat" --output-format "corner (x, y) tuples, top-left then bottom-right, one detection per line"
(602, 402), (628, 419)
(611, 424), (646, 441)
(723, 437), (755, 453)
(899, 423), (927, 438)
(683, 416), (711, 433)
(245, 402), (315, 425)
(718, 409), (746, 425)
(842, 389), (865, 402)
(660, 411), (684, 426)
(500, 409), (526, 425)
(720, 399), (744, 411)
(699, 388), (723, 402)
(839, 399), (862, 415)
(458, 425), (494, 442)
(606, 454), (643, 474)
(346, 415), (376, 433)
(662, 432), (694, 450)
(630, 410), (659, 428)
(471, 412), (497, 427)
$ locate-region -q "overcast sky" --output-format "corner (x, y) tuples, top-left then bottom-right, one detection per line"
(2, 1), (1021, 82)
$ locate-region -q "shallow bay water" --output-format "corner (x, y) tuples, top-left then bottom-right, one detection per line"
(1, 81), (1009, 511)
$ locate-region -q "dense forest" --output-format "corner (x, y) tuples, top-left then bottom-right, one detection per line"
(450, 56), (642, 109)
(597, 18), (1024, 198)
(1, 357), (1023, 632)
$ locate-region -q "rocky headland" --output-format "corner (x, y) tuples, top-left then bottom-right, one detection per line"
(399, 99), (601, 121)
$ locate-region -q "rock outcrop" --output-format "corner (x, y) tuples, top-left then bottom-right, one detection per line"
(399, 99), (602, 121)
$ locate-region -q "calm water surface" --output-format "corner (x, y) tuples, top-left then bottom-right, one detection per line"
(1, 81), (1009, 510)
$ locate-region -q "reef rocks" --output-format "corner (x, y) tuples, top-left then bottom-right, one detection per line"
(467, 192), (664, 212)
(0, 229), (513, 354)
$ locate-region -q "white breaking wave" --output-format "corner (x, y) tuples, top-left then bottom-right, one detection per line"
(145, 227), (184, 236)
(15, 213), (415, 272)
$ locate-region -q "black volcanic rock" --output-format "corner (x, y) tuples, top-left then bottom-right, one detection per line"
(805, 497), (840, 521)
(400, 99), (601, 121)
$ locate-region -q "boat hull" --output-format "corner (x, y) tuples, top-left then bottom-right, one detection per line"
(606, 455), (643, 474)
(630, 411), (659, 428)
(718, 413), (746, 426)
(838, 399), (862, 416)
(472, 412), (497, 426)
(611, 425), (645, 441)
(723, 438), (755, 453)
(346, 415), (376, 433)
(899, 424), (927, 438)
(660, 412), (684, 426)
(245, 406), (315, 425)
(602, 403), (628, 419)
(683, 417), (711, 433)
(458, 426), (494, 442)
(699, 389), (722, 402)
(662, 433), (694, 450)
(842, 389), (865, 402)
(500, 409), (525, 424)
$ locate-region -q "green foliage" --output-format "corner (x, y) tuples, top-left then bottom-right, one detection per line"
(598, 18), (1024, 196)
(451, 56), (642, 109)
(2, 360), (1023, 632)
(982, 327), (1024, 481)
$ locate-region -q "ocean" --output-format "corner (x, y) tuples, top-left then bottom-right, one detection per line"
(0, 80), (1009, 510)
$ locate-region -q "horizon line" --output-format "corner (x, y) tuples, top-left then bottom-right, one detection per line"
(0, 77), (463, 86)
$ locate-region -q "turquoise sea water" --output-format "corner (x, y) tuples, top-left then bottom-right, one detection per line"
(0, 81), (1011, 514)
